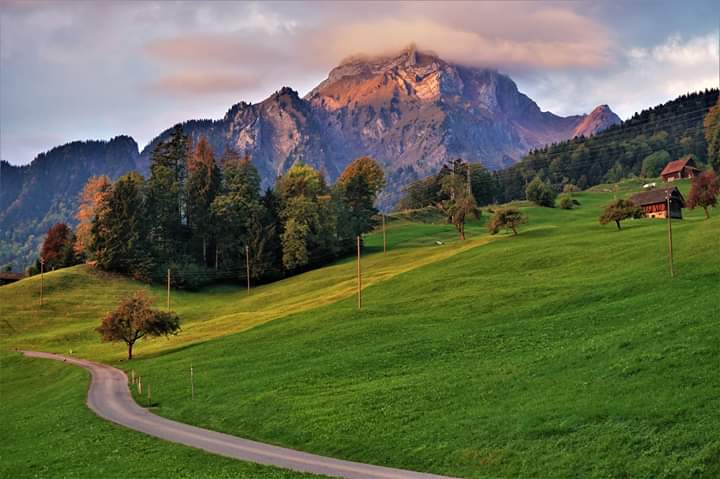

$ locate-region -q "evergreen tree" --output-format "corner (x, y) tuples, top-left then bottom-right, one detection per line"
(211, 152), (264, 276)
(147, 124), (189, 261)
(92, 172), (153, 279)
(186, 136), (221, 266)
(705, 99), (720, 172)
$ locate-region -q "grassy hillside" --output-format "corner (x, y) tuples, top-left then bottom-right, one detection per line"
(3, 178), (719, 477)
(0, 353), (319, 478)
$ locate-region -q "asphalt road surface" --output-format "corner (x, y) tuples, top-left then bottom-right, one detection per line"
(22, 351), (456, 479)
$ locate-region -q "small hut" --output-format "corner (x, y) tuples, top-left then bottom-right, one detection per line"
(660, 156), (698, 182)
(630, 187), (684, 219)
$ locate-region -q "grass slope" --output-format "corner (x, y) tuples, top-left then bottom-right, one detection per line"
(0, 353), (319, 478)
(3, 178), (720, 477)
(1, 219), (487, 361)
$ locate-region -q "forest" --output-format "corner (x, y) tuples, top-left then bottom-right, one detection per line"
(29, 126), (385, 289)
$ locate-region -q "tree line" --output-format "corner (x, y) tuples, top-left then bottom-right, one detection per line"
(398, 89), (719, 209)
(29, 125), (385, 289)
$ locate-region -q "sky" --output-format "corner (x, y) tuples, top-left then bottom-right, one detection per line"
(1, 0), (718, 166)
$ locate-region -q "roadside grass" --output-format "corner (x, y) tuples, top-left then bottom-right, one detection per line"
(0, 352), (319, 478)
(3, 179), (719, 478)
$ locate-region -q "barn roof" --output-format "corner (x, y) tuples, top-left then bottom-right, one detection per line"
(630, 187), (684, 206)
(660, 157), (697, 176)
(0, 272), (24, 281)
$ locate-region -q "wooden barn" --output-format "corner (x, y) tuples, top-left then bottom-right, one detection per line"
(0, 271), (24, 286)
(660, 156), (698, 182)
(630, 187), (684, 219)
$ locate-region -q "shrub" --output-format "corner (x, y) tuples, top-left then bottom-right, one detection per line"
(526, 177), (557, 207)
(488, 208), (528, 235)
(559, 194), (574, 210)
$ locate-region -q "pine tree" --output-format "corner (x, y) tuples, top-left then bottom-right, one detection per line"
(147, 124), (189, 261)
(186, 136), (221, 266)
(92, 172), (153, 279)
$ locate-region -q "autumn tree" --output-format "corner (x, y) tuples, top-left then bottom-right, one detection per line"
(526, 176), (557, 207)
(40, 223), (78, 269)
(74, 175), (111, 257)
(599, 198), (643, 230)
(96, 291), (180, 360)
(687, 169), (719, 219)
(438, 160), (479, 240)
(186, 136), (221, 266)
(487, 208), (527, 236)
(704, 99), (720, 172)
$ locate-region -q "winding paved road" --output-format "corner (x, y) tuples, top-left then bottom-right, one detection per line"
(22, 351), (456, 479)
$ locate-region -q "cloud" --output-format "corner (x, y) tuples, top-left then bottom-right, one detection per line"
(147, 71), (261, 95)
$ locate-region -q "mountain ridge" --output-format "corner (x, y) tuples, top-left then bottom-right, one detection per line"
(2, 48), (620, 270)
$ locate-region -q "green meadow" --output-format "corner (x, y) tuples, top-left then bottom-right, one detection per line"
(2, 178), (719, 478)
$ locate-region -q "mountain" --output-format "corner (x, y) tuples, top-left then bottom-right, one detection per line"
(1, 137), (140, 270)
(1, 47), (620, 270)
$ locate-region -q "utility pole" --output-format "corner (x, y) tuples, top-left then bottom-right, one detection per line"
(39, 257), (45, 307)
(356, 236), (362, 310)
(382, 214), (387, 255)
(166, 268), (171, 311)
(245, 245), (250, 294)
(190, 362), (195, 401)
(666, 191), (674, 278)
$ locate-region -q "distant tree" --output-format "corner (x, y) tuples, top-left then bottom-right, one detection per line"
(641, 150), (671, 177)
(147, 124), (189, 261)
(2, 264), (12, 272)
(92, 172), (154, 279)
(337, 156), (386, 239)
(186, 136), (221, 266)
(438, 160), (480, 240)
(337, 156), (386, 194)
(487, 208), (527, 236)
(687, 170), (719, 219)
(74, 176), (111, 257)
(525, 176), (557, 207)
(704, 99), (720, 172)
(41, 223), (75, 269)
(599, 199), (643, 230)
(96, 291), (180, 360)
(211, 151), (266, 277)
(558, 193), (574, 210)
(276, 163), (335, 270)
(470, 163), (497, 206)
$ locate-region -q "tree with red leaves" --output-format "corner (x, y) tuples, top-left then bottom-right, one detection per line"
(40, 223), (75, 269)
(96, 291), (180, 360)
(687, 170), (719, 219)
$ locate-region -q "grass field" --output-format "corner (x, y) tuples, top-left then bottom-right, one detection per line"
(2, 178), (719, 477)
(0, 353), (319, 478)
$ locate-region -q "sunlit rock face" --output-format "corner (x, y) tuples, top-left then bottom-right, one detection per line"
(137, 47), (619, 207)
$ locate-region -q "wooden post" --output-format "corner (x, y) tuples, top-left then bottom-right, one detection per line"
(190, 363), (195, 400)
(131, 369), (135, 385)
(39, 257), (45, 307)
(147, 383), (151, 406)
(382, 214), (387, 255)
(245, 245), (250, 294)
(138, 377), (142, 395)
(356, 236), (362, 310)
(166, 268), (171, 311)
(666, 192), (674, 278)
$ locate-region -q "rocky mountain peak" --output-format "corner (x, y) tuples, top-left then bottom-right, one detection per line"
(572, 104), (622, 138)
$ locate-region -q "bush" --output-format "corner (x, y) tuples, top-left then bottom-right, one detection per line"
(559, 194), (574, 210)
(488, 208), (528, 235)
(526, 177), (557, 207)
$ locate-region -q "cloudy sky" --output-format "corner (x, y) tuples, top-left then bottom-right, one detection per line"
(1, 1), (718, 166)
